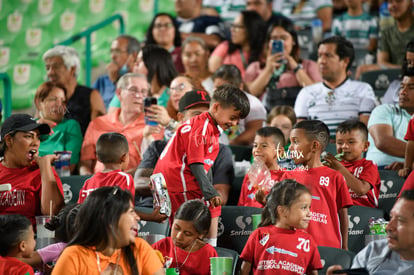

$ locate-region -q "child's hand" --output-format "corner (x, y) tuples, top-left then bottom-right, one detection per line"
(255, 188), (267, 206)
(151, 206), (168, 223)
(398, 168), (411, 178)
(323, 152), (343, 171)
(209, 196), (222, 208)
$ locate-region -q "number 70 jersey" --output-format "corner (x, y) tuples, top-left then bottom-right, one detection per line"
(154, 112), (220, 193)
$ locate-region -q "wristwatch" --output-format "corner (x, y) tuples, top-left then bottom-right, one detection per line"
(293, 64), (303, 73)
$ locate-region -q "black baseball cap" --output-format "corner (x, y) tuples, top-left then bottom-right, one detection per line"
(1, 114), (51, 141)
(178, 90), (211, 112)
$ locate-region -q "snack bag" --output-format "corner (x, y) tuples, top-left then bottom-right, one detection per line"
(150, 173), (172, 217)
(248, 159), (273, 192)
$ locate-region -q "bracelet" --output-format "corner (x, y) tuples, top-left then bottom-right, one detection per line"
(166, 119), (178, 131)
(293, 64), (303, 73)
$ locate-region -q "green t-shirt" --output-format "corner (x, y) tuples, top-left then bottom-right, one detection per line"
(38, 118), (83, 165)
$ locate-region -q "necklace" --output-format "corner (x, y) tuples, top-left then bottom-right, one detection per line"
(173, 240), (196, 274)
(96, 249), (121, 275)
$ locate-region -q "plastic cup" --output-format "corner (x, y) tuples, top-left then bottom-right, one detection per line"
(166, 268), (179, 275)
(210, 257), (233, 275)
(252, 214), (262, 230)
(35, 216), (55, 249)
(54, 151), (72, 177)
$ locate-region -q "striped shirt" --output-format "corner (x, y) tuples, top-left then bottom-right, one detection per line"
(332, 12), (378, 50)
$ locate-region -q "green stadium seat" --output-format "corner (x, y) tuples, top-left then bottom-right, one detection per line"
(217, 205), (263, 254)
(347, 205), (385, 254)
(317, 246), (355, 275)
(378, 169), (405, 216)
(60, 175), (91, 204)
(6, 60), (44, 109)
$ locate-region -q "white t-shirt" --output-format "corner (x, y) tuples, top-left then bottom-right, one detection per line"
(294, 79), (376, 137)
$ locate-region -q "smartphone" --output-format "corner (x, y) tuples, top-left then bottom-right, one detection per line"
(332, 268), (369, 275)
(144, 97), (158, 126)
(271, 39), (284, 54)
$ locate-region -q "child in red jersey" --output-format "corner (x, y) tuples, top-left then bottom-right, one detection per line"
(240, 179), (322, 275)
(153, 85), (250, 246)
(238, 127), (286, 208)
(77, 132), (135, 204)
(0, 214), (36, 275)
(283, 120), (353, 249)
(324, 120), (381, 208)
(152, 199), (218, 275)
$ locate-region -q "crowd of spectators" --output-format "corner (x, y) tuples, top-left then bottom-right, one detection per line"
(2, 0), (414, 274)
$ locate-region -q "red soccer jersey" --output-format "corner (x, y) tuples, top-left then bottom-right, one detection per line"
(341, 158), (381, 208)
(282, 166), (353, 248)
(405, 117), (414, 141)
(0, 163), (63, 226)
(154, 112), (220, 194)
(241, 225), (322, 274)
(152, 237), (218, 275)
(0, 256), (34, 275)
(77, 169), (135, 203)
(238, 169), (285, 208)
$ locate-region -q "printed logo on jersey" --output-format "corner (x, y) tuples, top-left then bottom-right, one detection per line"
(204, 159), (214, 166)
(265, 246), (298, 257)
(311, 211), (327, 224)
(259, 233), (269, 246)
(379, 179), (397, 200)
(257, 259), (305, 274)
(348, 215), (364, 235)
(0, 188), (26, 207)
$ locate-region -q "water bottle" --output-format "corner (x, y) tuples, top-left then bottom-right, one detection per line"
(311, 19), (323, 54)
(312, 19), (323, 46)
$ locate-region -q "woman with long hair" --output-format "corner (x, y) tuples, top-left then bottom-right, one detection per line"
(245, 17), (322, 111)
(209, 10), (266, 78)
(52, 186), (164, 275)
(145, 13), (185, 73)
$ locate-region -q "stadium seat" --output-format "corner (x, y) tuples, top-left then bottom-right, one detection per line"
(229, 145), (252, 162)
(227, 176), (244, 206)
(135, 206), (170, 245)
(214, 247), (240, 275)
(347, 205), (385, 254)
(217, 205), (263, 254)
(378, 169), (405, 216)
(359, 69), (401, 102)
(60, 175), (91, 204)
(318, 246), (355, 275)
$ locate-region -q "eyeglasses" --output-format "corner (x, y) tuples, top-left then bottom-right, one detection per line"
(170, 83), (188, 93)
(230, 24), (246, 30)
(154, 23), (174, 29)
(110, 49), (128, 55)
(124, 87), (149, 96)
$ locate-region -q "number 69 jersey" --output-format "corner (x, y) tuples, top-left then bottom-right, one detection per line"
(241, 226), (323, 275)
(282, 167), (353, 249)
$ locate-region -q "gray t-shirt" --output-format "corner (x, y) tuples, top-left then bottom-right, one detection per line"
(352, 239), (414, 274)
(379, 22), (414, 65)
